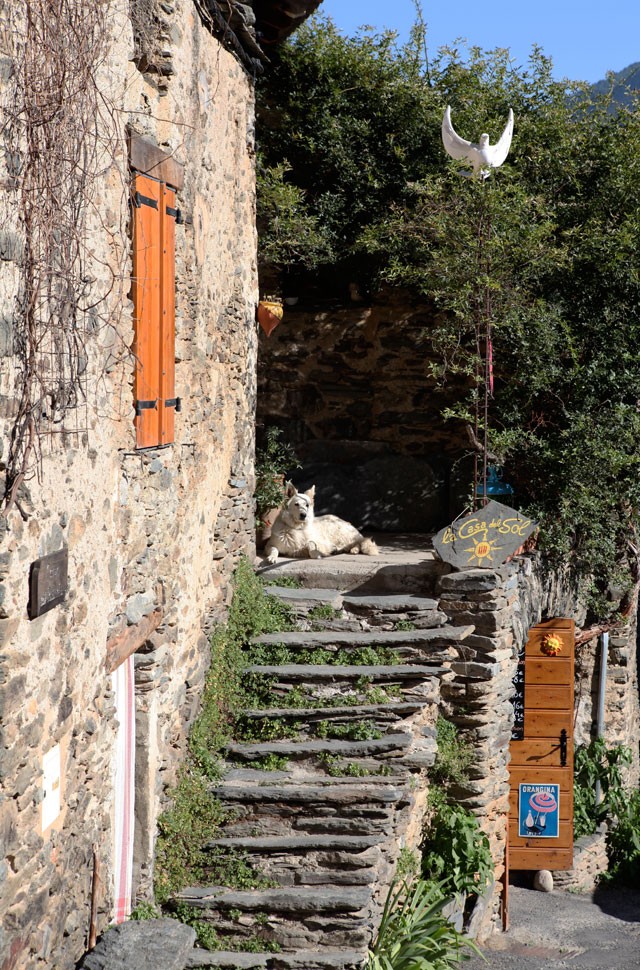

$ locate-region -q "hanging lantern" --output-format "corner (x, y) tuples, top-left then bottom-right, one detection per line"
(475, 465), (514, 504)
(257, 300), (283, 338)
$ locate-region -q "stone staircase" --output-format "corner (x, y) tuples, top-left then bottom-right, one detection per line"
(177, 544), (472, 969)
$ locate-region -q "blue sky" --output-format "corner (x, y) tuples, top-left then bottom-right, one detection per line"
(317, 1), (639, 84)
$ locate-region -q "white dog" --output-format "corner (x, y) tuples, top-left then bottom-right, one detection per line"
(264, 484), (378, 565)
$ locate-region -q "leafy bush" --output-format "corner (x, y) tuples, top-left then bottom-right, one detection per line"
(366, 878), (479, 970)
(606, 788), (640, 885)
(421, 803), (493, 898)
(573, 738), (640, 885)
(573, 738), (632, 839)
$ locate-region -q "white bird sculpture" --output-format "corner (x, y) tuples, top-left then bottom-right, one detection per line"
(441, 105), (514, 179)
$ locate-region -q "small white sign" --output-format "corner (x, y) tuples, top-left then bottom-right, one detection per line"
(42, 744), (61, 831)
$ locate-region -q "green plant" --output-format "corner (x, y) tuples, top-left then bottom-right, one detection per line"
(129, 901), (161, 921)
(605, 787), (640, 886)
(234, 714), (298, 743)
(308, 603), (341, 621)
(334, 645), (397, 665)
(396, 848), (420, 881)
(254, 427), (301, 521)
(315, 719), (382, 741)
(366, 878), (480, 970)
(573, 738), (633, 839)
(262, 576), (303, 588)
(174, 904), (221, 951)
(250, 753), (290, 772)
(431, 717), (474, 791)
(154, 769), (227, 904)
(393, 620), (417, 632)
(421, 803), (493, 898)
(319, 753), (370, 777)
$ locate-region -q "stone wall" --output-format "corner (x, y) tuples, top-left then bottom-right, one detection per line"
(0, 1), (258, 967)
(434, 555), (639, 933)
(256, 290), (472, 532)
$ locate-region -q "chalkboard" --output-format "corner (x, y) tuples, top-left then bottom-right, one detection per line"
(511, 659), (525, 740)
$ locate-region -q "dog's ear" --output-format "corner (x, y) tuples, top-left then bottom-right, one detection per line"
(304, 485), (316, 503)
(285, 481), (297, 499)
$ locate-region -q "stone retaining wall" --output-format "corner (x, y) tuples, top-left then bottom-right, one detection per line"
(554, 827), (609, 893)
(434, 554), (639, 933)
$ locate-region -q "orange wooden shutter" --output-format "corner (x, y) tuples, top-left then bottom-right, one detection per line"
(160, 184), (176, 445)
(132, 174), (177, 448)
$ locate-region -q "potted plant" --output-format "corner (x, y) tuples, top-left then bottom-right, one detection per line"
(254, 427), (300, 548)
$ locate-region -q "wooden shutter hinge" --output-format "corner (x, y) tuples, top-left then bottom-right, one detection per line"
(165, 397), (182, 412)
(166, 205), (184, 225)
(135, 399), (157, 416)
(133, 191), (159, 210)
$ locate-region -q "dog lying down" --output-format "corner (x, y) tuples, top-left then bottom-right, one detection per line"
(264, 484), (378, 565)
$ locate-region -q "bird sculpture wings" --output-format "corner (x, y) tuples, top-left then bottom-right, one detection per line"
(441, 105), (514, 178)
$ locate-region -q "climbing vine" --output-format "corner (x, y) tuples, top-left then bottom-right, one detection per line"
(0, 0), (120, 517)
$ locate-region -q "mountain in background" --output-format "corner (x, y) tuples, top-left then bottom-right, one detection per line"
(591, 61), (640, 108)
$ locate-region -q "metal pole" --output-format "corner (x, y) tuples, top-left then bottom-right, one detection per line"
(594, 631), (609, 806)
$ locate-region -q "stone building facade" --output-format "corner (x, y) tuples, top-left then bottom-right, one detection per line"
(0, 2), (316, 968)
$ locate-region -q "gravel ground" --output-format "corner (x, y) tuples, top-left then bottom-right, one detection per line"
(463, 883), (640, 970)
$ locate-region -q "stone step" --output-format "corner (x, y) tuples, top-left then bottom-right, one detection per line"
(204, 836), (382, 886)
(256, 545), (448, 594)
(244, 664), (445, 684)
(206, 834), (383, 854)
(265, 586), (344, 611)
(253, 626), (473, 650)
(185, 948), (365, 968)
(226, 732), (412, 763)
(219, 808), (395, 839)
(342, 593), (441, 613)
(239, 701), (424, 726)
(342, 594), (447, 630)
(221, 767), (408, 787)
(175, 886), (373, 951)
(178, 885), (372, 913)
(211, 782), (406, 806)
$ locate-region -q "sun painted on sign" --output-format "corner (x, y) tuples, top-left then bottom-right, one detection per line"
(433, 500), (537, 569)
(518, 784), (560, 838)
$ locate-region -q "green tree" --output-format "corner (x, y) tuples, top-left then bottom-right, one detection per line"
(256, 17), (640, 618)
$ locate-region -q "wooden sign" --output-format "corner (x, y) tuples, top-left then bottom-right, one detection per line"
(433, 500), (537, 569)
(29, 548), (68, 619)
(508, 618), (574, 871)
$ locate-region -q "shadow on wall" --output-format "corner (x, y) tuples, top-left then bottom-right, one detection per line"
(293, 443), (472, 532)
